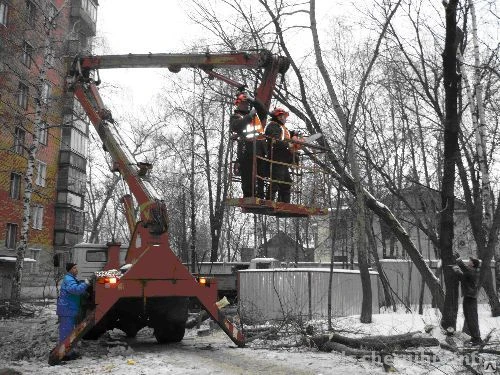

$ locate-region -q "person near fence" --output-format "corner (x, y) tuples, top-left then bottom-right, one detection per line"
(451, 252), (482, 346)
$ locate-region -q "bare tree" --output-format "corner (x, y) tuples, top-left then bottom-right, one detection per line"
(4, 1), (70, 310)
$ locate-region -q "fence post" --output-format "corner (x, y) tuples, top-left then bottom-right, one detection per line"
(308, 271), (312, 320)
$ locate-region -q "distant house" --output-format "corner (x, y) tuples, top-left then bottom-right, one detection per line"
(313, 183), (475, 263)
(252, 231), (314, 262)
(379, 183), (473, 260)
(240, 247), (256, 262)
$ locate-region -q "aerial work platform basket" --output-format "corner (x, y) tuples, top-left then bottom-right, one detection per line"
(226, 135), (329, 217)
(226, 196), (328, 217)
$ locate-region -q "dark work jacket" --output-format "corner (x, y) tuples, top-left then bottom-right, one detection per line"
(229, 98), (267, 135)
(264, 120), (293, 164)
(453, 259), (480, 298)
(229, 99), (267, 158)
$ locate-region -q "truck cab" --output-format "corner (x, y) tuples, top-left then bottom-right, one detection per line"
(69, 243), (128, 279)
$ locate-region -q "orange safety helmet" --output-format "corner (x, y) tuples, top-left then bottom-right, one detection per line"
(234, 93), (248, 106)
(271, 107), (289, 118)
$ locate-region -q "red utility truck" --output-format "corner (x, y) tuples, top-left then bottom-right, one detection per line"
(48, 50), (289, 365)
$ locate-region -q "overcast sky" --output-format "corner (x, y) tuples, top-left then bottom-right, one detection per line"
(94, 0), (200, 109)
(96, 0), (201, 54)
(94, 0), (337, 111)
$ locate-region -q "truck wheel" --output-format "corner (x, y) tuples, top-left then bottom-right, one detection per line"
(153, 322), (185, 343)
(83, 325), (106, 340)
(122, 324), (139, 338)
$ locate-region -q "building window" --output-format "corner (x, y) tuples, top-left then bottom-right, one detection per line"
(10, 172), (21, 199)
(37, 122), (48, 145)
(26, 0), (36, 26)
(82, 0), (97, 22)
(14, 127), (25, 154)
(6, 223), (17, 249)
(35, 160), (47, 187)
(32, 205), (43, 229)
(0, 2), (8, 26)
(21, 41), (33, 68)
(18, 82), (29, 109)
(41, 82), (51, 103)
(29, 248), (40, 273)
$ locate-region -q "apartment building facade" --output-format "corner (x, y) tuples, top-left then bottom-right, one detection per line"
(0, 0), (97, 298)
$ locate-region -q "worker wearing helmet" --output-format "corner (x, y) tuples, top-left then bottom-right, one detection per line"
(264, 107), (294, 203)
(229, 92), (268, 199)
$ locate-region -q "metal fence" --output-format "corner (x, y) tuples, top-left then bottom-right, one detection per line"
(378, 259), (497, 307)
(238, 268), (379, 323)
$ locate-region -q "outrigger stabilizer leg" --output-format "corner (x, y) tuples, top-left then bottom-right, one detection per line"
(48, 309), (96, 365)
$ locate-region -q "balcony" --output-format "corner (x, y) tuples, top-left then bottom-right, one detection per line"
(70, 0), (98, 36)
(59, 150), (87, 170)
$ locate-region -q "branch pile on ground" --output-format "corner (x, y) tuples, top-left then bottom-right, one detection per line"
(307, 331), (440, 363)
(310, 331), (439, 351)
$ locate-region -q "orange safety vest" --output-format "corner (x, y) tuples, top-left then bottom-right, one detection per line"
(263, 122), (290, 141)
(242, 114), (264, 140)
(280, 124), (290, 141)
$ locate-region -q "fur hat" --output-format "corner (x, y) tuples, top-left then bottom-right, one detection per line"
(66, 262), (77, 272)
(469, 257), (481, 268)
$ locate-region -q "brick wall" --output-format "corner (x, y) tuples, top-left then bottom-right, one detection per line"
(0, 0), (73, 296)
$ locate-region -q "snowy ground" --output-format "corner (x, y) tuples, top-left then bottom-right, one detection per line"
(0, 303), (499, 374)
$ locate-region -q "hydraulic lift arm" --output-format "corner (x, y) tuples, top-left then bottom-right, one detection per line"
(72, 50), (289, 111)
(68, 50), (289, 238)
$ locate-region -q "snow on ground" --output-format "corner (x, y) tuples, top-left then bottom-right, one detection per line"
(0, 303), (499, 374)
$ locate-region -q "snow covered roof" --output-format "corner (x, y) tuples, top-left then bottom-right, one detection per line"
(250, 258), (279, 263)
(0, 256), (36, 263)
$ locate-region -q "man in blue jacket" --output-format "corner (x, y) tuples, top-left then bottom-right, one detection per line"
(56, 262), (90, 359)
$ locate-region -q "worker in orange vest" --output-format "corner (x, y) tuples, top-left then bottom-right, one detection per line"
(230, 92), (267, 199)
(264, 107), (296, 203)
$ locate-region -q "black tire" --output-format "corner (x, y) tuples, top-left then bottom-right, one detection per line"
(83, 325), (106, 340)
(153, 322), (185, 343)
(121, 325), (139, 338)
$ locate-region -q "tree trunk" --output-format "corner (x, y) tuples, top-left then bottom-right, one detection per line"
(181, 192), (188, 263)
(457, 56), (500, 315)
(190, 123), (197, 273)
(309, 331), (439, 352)
(368, 223), (394, 309)
(351, 161), (372, 323)
(311, 0), (404, 324)
(328, 186), (342, 330)
(10, 19), (54, 308)
(439, 0), (461, 331)
(469, 0), (500, 299)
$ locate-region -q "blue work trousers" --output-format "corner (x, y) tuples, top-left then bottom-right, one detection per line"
(58, 315), (77, 342)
